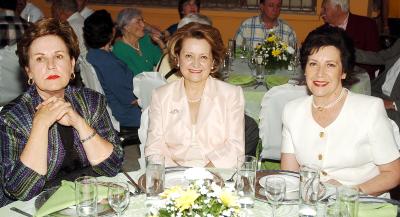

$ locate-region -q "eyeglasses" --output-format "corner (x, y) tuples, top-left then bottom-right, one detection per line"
(130, 17), (145, 26)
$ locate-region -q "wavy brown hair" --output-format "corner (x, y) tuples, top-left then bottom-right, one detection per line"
(17, 18), (80, 74)
(167, 22), (225, 78)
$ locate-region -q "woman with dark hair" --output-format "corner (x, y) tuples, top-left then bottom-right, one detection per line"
(0, 18), (123, 205)
(165, 0), (200, 37)
(145, 23), (245, 168)
(84, 10), (141, 135)
(281, 26), (400, 196)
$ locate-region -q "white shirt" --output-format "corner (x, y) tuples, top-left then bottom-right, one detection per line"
(67, 12), (86, 55)
(382, 57), (400, 96)
(20, 2), (44, 23)
(0, 44), (22, 106)
(80, 6), (94, 19)
(281, 91), (399, 186)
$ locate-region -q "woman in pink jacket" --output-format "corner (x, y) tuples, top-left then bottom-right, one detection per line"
(145, 23), (245, 168)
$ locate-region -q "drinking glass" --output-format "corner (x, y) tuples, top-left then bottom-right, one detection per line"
(75, 176), (98, 217)
(299, 164), (320, 217)
(239, 38), (250, 60)
(228, 39), (236, 60)
(236, 155), (257, 208)
(265, 176), (286, 217)
(255, 55), (265, 84)
(247, 54), (257, 77)
(108, 182), (130, 217)
(338, 186), (359, 217)
(145, 155), (165, 200)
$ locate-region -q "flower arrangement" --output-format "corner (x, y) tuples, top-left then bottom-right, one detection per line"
(254, 31), (295, 70)
(149, 180), (240, 217)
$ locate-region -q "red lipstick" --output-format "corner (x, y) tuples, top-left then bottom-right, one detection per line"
(46, 75), (60, 80)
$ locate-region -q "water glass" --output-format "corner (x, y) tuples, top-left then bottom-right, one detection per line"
(236, 155), (257, 208)
(299, 165), (320, 217)
(75, 176), (98, 217)
(255, 55), (265, 83)
(338, 186), (359, 217)
(145, 155), (165, 200)
(108, 182), (130, 217)
(228, 39), (236, 60)
(239, 38), (250, 59)
(265, 176), (286, 217)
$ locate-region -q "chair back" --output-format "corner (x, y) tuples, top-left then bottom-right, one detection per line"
(156, 54), (180, 82)
(78, 56), (120, 131)
(132, 71), (167, 109)
(259, 84), (308, 160)
(137, 107), (149, 169)
(0, 44), (22, 106)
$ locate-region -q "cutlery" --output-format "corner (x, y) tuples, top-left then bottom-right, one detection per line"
(226, 170), (237, 182)
(122, 171), (144, 194)
(10, 207), (33, 217)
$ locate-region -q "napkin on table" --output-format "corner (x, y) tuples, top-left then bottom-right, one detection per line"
(265, 74), (289, 88)
(226, 74), (255, 85)
(358, 202), (397, 217)
(35, 180), (108, 217)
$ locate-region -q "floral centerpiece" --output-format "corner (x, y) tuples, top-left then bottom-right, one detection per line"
(149, 180), (240, 217)
(254, 31), (295, 70)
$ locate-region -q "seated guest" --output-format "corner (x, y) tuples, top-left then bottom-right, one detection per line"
(235, 0), (297, 49)
(16, 0), (44, 23)
(320, 0), (380, 79)
(281, 26), (400, 196)
(113, 8), (166, 76)
(84, 10), (141, 140)
(145, 23), (245, 168)
(0, 0), (29, 48)
(356, 39), (400, 128)
(165, 0), (200, 37)
(0, 18), (123, 204)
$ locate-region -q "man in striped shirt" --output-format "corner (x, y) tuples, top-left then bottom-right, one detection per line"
(234, 0), (297, 49)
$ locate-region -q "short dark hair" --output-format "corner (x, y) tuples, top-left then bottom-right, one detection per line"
(0, 0), (17, 10)
(167, 22), (225, 77)
(178, 0), (201, 19)
(300, 25), (355, 85)
(83, 10), (114, 49)
(52, 0), (78, 13)
(16, 18), (80, 73)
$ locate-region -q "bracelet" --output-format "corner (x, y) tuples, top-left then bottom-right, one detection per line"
(80, 131), (96, 143)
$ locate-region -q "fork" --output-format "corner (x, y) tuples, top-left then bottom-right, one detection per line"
(226, 170), (237, 182)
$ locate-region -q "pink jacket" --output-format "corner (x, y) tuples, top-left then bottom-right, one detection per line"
(145, 77), (245, 168)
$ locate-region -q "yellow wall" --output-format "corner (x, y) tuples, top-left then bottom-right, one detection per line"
(31, 0), (370, 45)
(389, 0), (400, 17)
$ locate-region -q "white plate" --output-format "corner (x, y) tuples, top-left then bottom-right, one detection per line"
(259, 174), (299, 192)
(165, 171), (189, 188)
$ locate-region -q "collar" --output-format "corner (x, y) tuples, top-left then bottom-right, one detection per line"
(337, 12), (349, 30)
(28, 85), (72, 108)
(258, 14), (280, 30)
(67, 12), (84, 22)
(173, 76), (217, 102)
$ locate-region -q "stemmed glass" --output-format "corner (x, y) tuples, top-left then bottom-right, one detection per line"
(108, 182), (130, 217)
(265, 177), (286, 217)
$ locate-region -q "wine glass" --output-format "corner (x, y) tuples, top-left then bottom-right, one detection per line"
(247, 53), (256, 77)
(108, 182), (130, 217)
(265, 176), (286, 217)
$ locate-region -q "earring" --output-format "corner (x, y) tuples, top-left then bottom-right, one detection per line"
(28, 78), (34, 85)
(211, 66), (214, 70)
(177, 63), (180, 68)
(71, 73), (76, 80)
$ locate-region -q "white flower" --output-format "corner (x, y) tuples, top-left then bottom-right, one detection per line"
(287, 46), (295, 54)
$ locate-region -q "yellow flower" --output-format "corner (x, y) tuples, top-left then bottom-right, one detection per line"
(267, 35), (276, 42)
(272, 49), (282, 57)
(175, 189), (199, 211)
(220, 190), (238, 207)
(160, 186), (183, 198)
(256, 44), (261, 50)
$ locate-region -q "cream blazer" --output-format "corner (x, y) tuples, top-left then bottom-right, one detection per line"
(282, 91), (400, 186)
(145, 77), (245, 168)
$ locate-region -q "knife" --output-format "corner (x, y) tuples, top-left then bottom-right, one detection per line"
(10, 207), (33, 217)
(122, 171), (144, 193)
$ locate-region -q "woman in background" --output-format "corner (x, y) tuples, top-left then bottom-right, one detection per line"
(145, 23), (245, 168)
(0, 18), (123, 205)
(281, 26), (400, 196)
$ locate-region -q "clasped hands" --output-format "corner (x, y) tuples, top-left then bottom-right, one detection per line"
(34, 96), (83, 129)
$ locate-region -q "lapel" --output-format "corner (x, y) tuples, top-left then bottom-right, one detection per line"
(170, 77), (217, 131)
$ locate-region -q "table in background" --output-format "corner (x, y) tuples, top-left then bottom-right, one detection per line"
(229, 59), (371, 121)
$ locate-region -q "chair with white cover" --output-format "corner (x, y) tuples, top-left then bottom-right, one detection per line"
(77, 56), (120, 131)
(259, 84), (308, 160)
(132, 71), (167, 109)
(137, 107), (149, 169)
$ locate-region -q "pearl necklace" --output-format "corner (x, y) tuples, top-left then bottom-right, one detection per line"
(312, 88), (347, 111)
(123, 37), (142, 56)
(187, 98), (201, 103)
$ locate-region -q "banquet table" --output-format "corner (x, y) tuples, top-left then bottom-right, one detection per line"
(1, 168), (398, 217)
(229, 59), (371, 121)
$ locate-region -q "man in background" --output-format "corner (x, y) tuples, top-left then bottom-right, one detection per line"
(76, 0), (93, 19)
(234, 0), (297, 49)
(0, 0), (29, 48)
(321, 0), (381, 79)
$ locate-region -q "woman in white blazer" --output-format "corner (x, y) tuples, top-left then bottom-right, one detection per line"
(281, 26), (400, 196)
(145, 23), (245, 168)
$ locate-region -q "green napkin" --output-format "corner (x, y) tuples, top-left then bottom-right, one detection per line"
(265, 74), (289, 87)
(227, 74), (255, 85)
(35, 180), (108, 217)
(358, 203), (398, 217)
